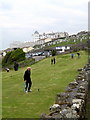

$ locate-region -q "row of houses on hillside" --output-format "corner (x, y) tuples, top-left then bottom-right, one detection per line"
(69, 31), (90, 39)
(32, 31), (90, 49)
(25, 46), (71, 58)
(0, 45), (71, 58)
(32, 31), (69, 42)
(9, 31), (68, 51)
(1, 31), (89, 57)
(34, 38), (66, 50)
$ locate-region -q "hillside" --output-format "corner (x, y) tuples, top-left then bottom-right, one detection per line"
(33, 32), (89, 50)
(2, 51), (88, 118)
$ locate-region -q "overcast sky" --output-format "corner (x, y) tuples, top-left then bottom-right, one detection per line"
(0, 0), (89, 50)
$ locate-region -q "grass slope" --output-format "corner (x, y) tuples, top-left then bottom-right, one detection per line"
(2, 51), (88, 118)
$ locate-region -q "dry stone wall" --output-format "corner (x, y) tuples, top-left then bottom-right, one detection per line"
(41, 64), (90, 119)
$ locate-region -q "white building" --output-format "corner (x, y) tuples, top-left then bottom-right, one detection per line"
(32, 31), (69, 42)
(56, 46), (70, 53)
(32, 31), (40, 42)
(23, 47), (34, 53)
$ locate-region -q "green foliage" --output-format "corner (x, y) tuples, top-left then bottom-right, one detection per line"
(2, 48), (25, 67)
(51, 50), (57, 56)
(10, 48), (25, 62)
(2, 51), (12, 66)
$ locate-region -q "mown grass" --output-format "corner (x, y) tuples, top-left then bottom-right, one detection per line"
(2, 51), (88, 118)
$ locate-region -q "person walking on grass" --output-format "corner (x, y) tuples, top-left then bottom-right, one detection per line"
(14, 61), (19, 71)
(53, 57), (56, 64)
(51, 57), (56, 64)
(77, 52), (80, 58)
(51, 58), (53, 64)
(71, 53), (74, 59)
(24, 67), (32, 93)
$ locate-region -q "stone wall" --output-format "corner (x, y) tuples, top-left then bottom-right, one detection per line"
(41, 64), (90, 119)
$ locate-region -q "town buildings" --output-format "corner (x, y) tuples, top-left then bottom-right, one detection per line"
(1, 30), (89, 57)
(32, 31), (69, 42)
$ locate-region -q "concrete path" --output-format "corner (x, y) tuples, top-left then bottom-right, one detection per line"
(32, 56), (46, 62)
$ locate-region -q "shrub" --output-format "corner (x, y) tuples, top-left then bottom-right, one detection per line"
(2, 48), (25, 67)
(51, 50), (57, 56)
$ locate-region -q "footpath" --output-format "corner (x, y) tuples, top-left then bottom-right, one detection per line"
(32, 56), (45, 62)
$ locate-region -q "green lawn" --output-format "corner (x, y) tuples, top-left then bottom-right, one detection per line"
(2, 51), (88, 118)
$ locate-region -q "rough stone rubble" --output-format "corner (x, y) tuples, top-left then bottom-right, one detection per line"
(41, 64), (90, 119)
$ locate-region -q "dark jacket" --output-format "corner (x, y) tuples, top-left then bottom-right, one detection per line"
(14, 62), (19, 71)
(24, 70), (31, 82)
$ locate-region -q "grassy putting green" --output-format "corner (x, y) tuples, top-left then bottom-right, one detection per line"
(2, 51), (88, 118)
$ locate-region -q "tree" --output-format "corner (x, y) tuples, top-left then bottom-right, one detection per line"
(2, 48), (25, 67)
(51, 50), (57, 56)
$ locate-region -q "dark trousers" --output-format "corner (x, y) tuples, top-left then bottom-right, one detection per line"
(25, 81), (32, 91)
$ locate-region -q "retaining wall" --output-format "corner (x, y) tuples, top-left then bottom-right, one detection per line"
(41, 64), (90, 119)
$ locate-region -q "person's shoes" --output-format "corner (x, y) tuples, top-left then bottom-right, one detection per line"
(28, 89), (32, 92)
(25, 91), (28, 93)
(24, 89), (28, 93)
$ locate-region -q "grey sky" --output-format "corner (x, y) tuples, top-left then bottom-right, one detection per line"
(0, 0), (89, 50)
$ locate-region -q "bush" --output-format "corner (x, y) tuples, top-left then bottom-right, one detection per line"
(2, 48), (25, 67)
(2, 51), (12, 67)
(51, 50), (57, 56)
